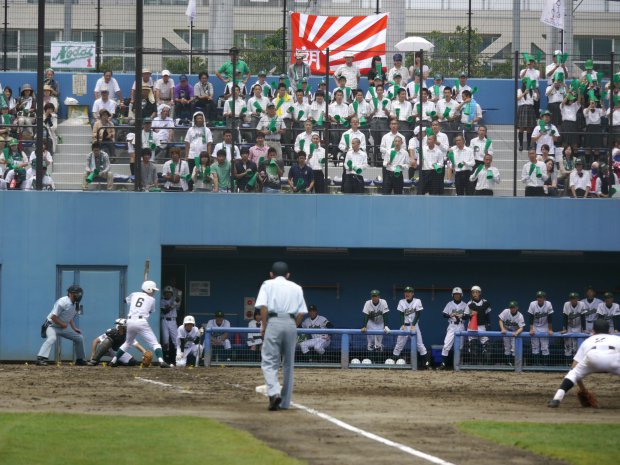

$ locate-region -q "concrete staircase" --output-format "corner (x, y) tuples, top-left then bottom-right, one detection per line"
(52, 122), (93, 190)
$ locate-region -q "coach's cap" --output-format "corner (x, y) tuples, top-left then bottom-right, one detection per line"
(258, 69), (266, 76)
(271, 261), (289, 276)
(536, 290), (546, 297)
(604, 291), (614, 299)
(569, 292), (579, 299)
(459, 72), (467, 78)
(593, 319), (610, 334)
(393, 53), (403, 61)
(370, 289), (380, 296)
(161, 69), (171, 76)
(393, 72), (402, 78)
(404, 286), (414, 293)
(508, 300), (519, 308)
(215, 311), (224, 318)
(309, 304), (318, 311)
(179, 74), (188, 81)
(471, 285), (482, 293)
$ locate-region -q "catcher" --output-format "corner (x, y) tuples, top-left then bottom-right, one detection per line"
(548, 319), (620, 408)
(87, 318), (152, 366)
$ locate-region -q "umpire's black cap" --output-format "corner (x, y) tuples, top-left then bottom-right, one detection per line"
(593, 319), (610, 334)
(271, 261), (289, 277)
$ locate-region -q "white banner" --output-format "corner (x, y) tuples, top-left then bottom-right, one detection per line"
(186, 0), (196, 24)
(51, 42), (96, 69)
(540, 0), (564, 30)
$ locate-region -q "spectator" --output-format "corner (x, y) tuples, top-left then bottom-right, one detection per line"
(328, 89), (350, 157)
(545, 50), (569, 85)
(16, 84), (36, 138)
(258, 147), (283, 193)
(405, 71), (426, 104)
(154, 69), (175, 112)
(569, 158), (590, 198)
(348, 89), (372, 128)
(387, 53), (410, 85)
(212, 129), (241, 162)
(584, 99), (605, 162)
(223, 84), (248, 129)
(560, 92), (581, 150)
(382, 135), (408, 195)
(580, 59), (597, 81)
(233, 147), (258, 193)
(309, 89), (327, 128)
(42, 102), (58, 155)
(369, 85), (391, 162)
(306, 133), (326, 193)
(456, 89), (482, 143)
(290, 89), (311, 134)
(137, 148), (158, 191)
(1, 138), (28, 174)
(185, 111), (213, 174)
(162, 147), (190, 192)
(545, 75), (567, 128)
(453, 72), (472, 103)
(343, 137), (367, 194)
(249, 69), (273, 100)
(412, 89), (436, 127)
(130, 68), (154, 104)
(528, 291), (554, 366)
(366, 55), (385, 87)
(137, 86), (157, 120)
(517, 78), (538, 151)
(558, 145), (575, 191)
(3, 86), (16, 115)
(92, 109), (116, 160)
(498, 301), (525, 366)
(299, 305), (332, 359)
(0, 103), (13, 137)
(152, 104), (175, 161)
(288, 50), (311, 90)
(417, 134), (445, 196)
(42, 85), (59, 117)
(193, 71), (216, 122)
(332, 75), (353, 104)
(469, 153), (500, 196)
(386, 73), (405, 101)
(43, 68), (59, 98)
(28, 141), (53, 174)
(379, 118), (406, 167)
(449, 134), (475, 196)
(333, 52), (360, 90)
(249, 132), (268, 166)
(390, 88), (413, 131)
(360, 289), (390, 352)
(338, 116), (367, 156)
(247, 84), (270, 129)
(539, 143), (553, 163)
(521, 149), (548, 197)
(409, 51), (431, 80)
(212, 148), (233, 193)
(256, 103), (286, 160)
(519, 56), (541, 90)
(82, 142), (113, 191)
(92, 86), (117, 122)
(192, 150), (215, 192)
(605, 100), (620, 150)
(595, 163), (618, 198)
(544, 158), (558, 197)
(206, 311), (232, 356)
(532, 110), (560, 157)
(94, 70), (124, 103)
(288, 151), (314, 193)
(294, 120), (315, 155)
(429, 73), (446, 104)
(215, 47), (251, 86)
(437, 87), (459, 145)
(174, 75), (194, 124)
(469, 125), (493, 169)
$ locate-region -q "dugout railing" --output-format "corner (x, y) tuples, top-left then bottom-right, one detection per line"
(203, 327), (419, 370)
(454, 330), (589, 373)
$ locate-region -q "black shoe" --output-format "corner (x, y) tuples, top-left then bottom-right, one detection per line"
(109, 360), (119, 367)
(74, 359), (87, 366)
(36, 357), (48, 366)
(268, 395), (282, 411)
(86, 359), (98, 366)
(437, 363), (447, 370)
(160, 361), (171, 368)
(548, 399), (560, 408)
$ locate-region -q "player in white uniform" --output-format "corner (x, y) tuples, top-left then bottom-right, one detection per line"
(528, 291), (554, 365)
(176, 315), (203, 367)
(392, 286), (430, 368)
(596, 292), (620, 333)
(439, 287), (469, 370)
(206, 311), (232, 357)
(562, 292), (586, 359)
(299, 304), (333, 358)
(548, 319), (620, 408)
(160, 285), (180, 364)
(581, 286), (602, 333)
(466, 285), (492, 361)
(110, 280), (170, 368)
(498, 301), (526, 366)
(247, 309), (263, 358)
(361, 290), (390, 352)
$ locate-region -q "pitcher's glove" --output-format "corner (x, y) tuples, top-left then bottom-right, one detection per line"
(142, 351), (153, 367)
(577, 389), (598, 408)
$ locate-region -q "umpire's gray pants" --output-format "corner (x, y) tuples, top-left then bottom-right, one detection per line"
(37, 325), (85, 360)
(261, 314), (297, 409)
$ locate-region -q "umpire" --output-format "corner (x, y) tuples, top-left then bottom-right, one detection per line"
(257, 261), (307, 411)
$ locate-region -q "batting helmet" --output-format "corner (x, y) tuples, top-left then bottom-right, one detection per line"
(142, 280), (159, 293)
(452, 287), (463, 295)
(115, 318), (127, 327)
(183, 315), (195, 325)
(471, 286), (482, 293)
(163, 286), (174, 294)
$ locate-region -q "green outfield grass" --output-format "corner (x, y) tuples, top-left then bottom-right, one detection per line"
(457, 421), (620, 465)
(0, 412), (304, 465)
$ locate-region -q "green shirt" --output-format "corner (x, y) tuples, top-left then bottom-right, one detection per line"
(218, 60), (250, 81)
(213, 160), (232, 190)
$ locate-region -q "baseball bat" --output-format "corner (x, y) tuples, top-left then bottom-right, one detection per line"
(144, 258), (150, 281)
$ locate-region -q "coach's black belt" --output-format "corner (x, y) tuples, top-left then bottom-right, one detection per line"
(162, 317), (175, 321)
(268, 312), (295, 319)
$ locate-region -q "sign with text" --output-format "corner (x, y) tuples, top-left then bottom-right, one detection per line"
(51, 41), (96, 69)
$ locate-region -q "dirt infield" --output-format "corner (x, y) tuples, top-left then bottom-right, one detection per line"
(1, 364), (618, 465)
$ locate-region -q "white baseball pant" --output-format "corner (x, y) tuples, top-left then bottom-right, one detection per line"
(468, 324), (489, 345)
(300, 337), (330, 355)
(366, 320), (384, 350)
(176, 344), (201, 367)
(120, 318), (161, 352)
(442, 322), (464, 356)
(161, 318), (178, 348)
(393, 325), (427, 356)
(212, 337), (231, 349)
(565, 348), (620, 384)
(531, 324), (550, 355)
(564, 328), (581, 356)
(503, 336), (516, 356)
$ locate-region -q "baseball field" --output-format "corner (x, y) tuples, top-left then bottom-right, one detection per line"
(0, 365), (618, 465)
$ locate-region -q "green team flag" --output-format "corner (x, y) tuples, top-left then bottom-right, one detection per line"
(267, 158), (279, 176)
(522, 52), (531, 63)
(414, 83), (420, 95)
(455, 81), (460, 92)
(297, 81), (302, 90)
(394, 165), (402, 177)
(443, 107), (451, 119)
(528, 162), (536, 176)
(555, 72), (564, 83)
(597, 72), (604, 83)
(287, 105), (294, 113)
(240, 106), (247, 114)
(484, 138), (492, 153)
(246, 171), (259, 189)
(536, 50), (543, 63)
(486, 169), (494, 180)
(253, 101), (263, 114)
(395, 108), (400, 119)
(407, 115), (414, 123)
(194, 156), (202, 179)
(359, 116), (367, 126)
(258, 157), (265, 166)
(471, 86), (478, 95)
(559, 52), (569, 64)
(432, 163), (442, 173)
(426, 110), (437, 118)
(344, 133), (350, 148)
(86, 168), (100, 183)
(528, 79), (537, 90)
(369, 86), (377, 99)
(588, 90), (598, 102)
(433, 84), (439, 97)
(535, 166), (542, 178)
(474, 163), (484, 176)
(586, 74), (593, 84)
(268, 118), (277, 132)
(538, 119), (546, 133)
(299, 139), (305, 152)
(353, 100), (359, 114)
(610, 186), (617, 197)
(375, 62), (382, 75)
(275, 98), (285, 111)
(182, 173), (192, 181)
(345, 88), (351, 101)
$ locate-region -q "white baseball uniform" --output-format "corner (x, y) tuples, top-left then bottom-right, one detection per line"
(581, 297), (602, 332)
(596, 302), (620, 333)
(564, 333), (620, 384)
(499, 309), (526, 355)
(160, 295), (179, 349)
(120, 291), (161, 352)
(441, 300), (469, 356)
(528, 300), (554, 355)
(563, 301), (586, 356)
(206, 318), (232, 350)
(175, 325), (201, 367)
(393, 298), (427, 357)
(247, 319), (263, 347)
(300, 314), (332, 355)
(362, 299), (389, 351)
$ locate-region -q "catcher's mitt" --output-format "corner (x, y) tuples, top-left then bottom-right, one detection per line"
(142, 351), (153, 367)
(577, 389), (598, 408)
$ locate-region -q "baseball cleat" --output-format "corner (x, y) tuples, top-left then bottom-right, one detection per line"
(86, 359), (98, 366)
(36, 357), (48, 366)
(547, 399), (560, 408)
(159, 361), (171, 368)
(74, 359), (87, 366)
(437, 363), (447, 370)
(268, 395), (282, 411)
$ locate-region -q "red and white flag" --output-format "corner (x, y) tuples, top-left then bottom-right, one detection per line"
(290, 12), (389, 75)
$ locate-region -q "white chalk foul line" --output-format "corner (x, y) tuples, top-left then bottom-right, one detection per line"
(255, 385), (457, 465)
(135, 376), (193, 394)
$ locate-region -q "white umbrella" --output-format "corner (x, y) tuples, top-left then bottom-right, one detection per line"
(394, 36), (434, 53)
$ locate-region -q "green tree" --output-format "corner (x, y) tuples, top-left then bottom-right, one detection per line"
(163, 56), (209, 75)
(237, 28), (285, 75)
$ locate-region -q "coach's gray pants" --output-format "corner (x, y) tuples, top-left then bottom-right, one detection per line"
(261, 314), (297, 409)
(37, 325), (85, 360)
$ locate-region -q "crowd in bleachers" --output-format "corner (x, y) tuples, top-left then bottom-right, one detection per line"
(1, 48), (619, 195)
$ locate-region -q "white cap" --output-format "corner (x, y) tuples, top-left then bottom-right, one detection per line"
(183, 315), (195, 325)
(452, 287), (463, 295)
(345, 52), (355, 58)
(554, 50), (562, 56)
(126, 132), (135, 142)
(142, 67), (151, 74)
(471, 285), (482, 293)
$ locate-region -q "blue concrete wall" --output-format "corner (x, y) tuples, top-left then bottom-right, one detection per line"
(1, 192), (618, 360)
(1, 71), (575, 125)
